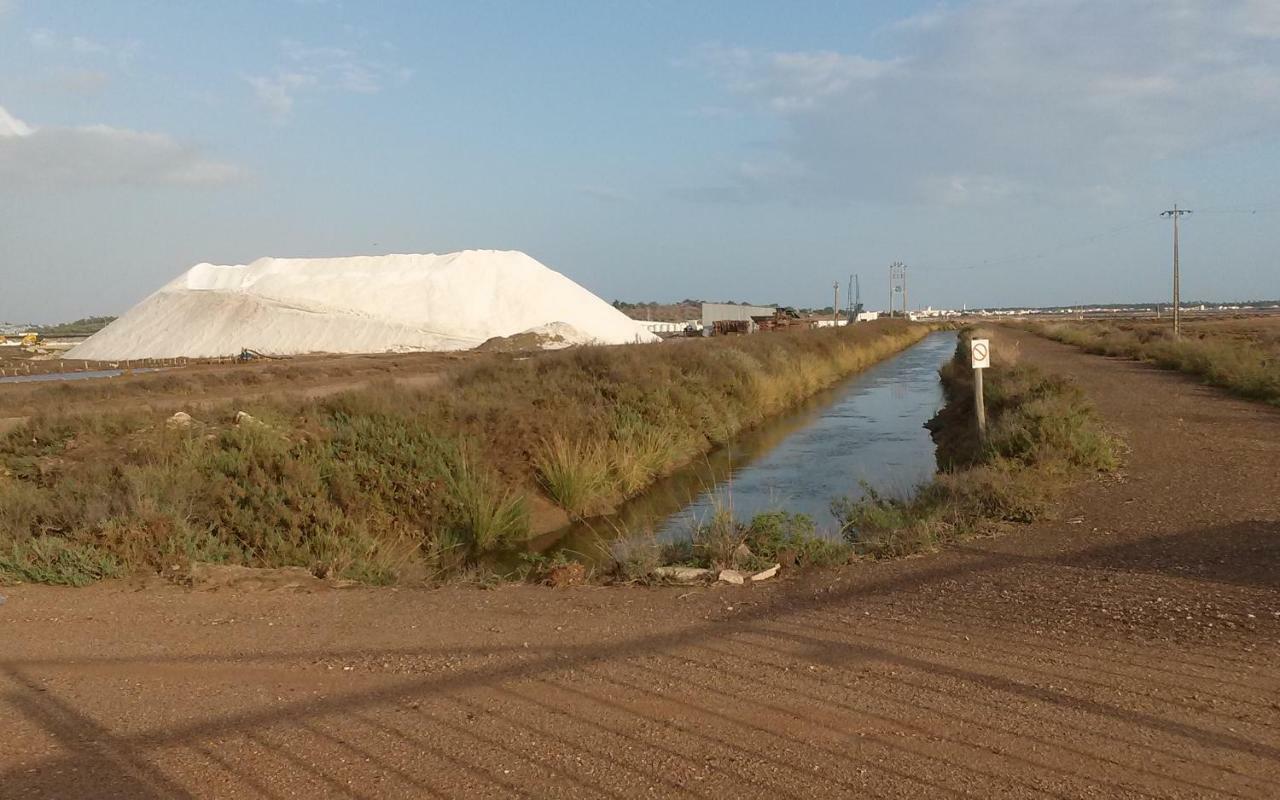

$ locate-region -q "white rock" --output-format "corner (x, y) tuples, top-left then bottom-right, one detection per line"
(750, 564), (781, 582)
(652, 566), (711, 583)
(166, 411), (194, 429)
(718, 569), (746, 585)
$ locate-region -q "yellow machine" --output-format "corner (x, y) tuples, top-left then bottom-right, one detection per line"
(20, 332), (41, 347)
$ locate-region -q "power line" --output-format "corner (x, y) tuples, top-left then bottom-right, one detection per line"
(909, 217), (1163, 274)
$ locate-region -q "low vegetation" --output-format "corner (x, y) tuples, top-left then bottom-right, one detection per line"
(607, 508), (852, 582)
(34, 316), (117, 337)
(831, 328), (1121, 558)
(0, 321), (927, 586)
(1027, 317), (1280, 407)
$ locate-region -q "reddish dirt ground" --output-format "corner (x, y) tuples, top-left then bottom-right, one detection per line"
(0, 349), (469, 430)
(1, 331), (1278, 798)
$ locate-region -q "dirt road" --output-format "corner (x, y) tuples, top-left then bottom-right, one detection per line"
(2, 332), (1278, 798)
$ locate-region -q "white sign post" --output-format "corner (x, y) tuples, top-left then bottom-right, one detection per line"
(970, 338), (990, 436)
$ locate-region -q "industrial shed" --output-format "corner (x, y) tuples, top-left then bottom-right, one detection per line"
(700, 303), (777, 335)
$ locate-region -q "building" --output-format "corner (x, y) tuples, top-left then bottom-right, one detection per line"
(700, 303), (777, 335)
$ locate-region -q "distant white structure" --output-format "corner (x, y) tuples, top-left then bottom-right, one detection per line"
(855, 311), (880, 322)
(640, 320), (685, 334)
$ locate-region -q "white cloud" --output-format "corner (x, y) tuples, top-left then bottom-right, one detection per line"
(1237, 0), (1280, 38)
(28, 27), (138, 62)
(0, 104), (32, 136)
(246, 72), (315, 121)
(45, 67), (111, 96)
(0, 105), (245, 187)
(688, 0), (1280, 205)
(695, 44), (896, 113)
(246, 37), (409, 122)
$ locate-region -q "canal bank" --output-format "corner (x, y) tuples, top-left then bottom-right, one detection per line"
(538, 331), (956, 558)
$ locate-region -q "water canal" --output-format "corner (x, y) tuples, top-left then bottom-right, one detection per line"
(539, 330), (957, 556)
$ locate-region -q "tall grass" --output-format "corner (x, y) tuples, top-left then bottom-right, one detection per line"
(445, 453), (530, 553)
(0, 320), (929, 586)
(534, 434), (610, 517)
(1031, 320), (1280, 407)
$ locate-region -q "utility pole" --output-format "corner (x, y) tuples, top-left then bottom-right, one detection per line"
(889, 262), (907, 318)
(832, 281), (840, 326)
(1160, 205), (1192, 338)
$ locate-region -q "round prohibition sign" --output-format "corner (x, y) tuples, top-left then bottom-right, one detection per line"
(972, 341), (989, 362)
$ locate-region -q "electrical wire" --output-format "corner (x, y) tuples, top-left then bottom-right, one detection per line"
(908, 217), (1162, 273)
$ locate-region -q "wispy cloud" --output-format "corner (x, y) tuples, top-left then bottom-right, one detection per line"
(44, 67), (112, 96)
(693, 43), (895, 113)
(0, 105), (245, 188)
(685, 0), (1280, 206)
(28, 27), (139, 63)
(579, 185), (631, 203)
(246, 37), (410, 122)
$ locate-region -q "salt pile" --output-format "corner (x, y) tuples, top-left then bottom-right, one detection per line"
(68, 250), (658, 360)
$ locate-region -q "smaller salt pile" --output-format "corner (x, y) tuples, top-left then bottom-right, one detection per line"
(69, 250), (657, 360)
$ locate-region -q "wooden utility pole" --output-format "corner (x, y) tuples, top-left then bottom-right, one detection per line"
(1161, 205), (1192, 339)
(832, 281), (840, 326)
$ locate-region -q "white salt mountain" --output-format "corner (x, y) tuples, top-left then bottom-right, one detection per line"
(69, 250), (658, 360)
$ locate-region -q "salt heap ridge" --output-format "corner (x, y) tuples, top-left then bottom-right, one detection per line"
(69, 250), (658, 360)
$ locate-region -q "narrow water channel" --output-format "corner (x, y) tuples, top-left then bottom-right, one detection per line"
(537, 330), (957, 557)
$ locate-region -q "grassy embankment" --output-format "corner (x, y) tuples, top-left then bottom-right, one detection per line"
(1026, 318), (1280, 407)
(0, 321), (928, 586)
(605, 327), (1123, 578)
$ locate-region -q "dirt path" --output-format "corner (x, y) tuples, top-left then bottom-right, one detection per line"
(2, 331), (1278, 799)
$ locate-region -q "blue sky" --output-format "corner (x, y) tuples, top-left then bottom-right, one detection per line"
(1, 0), (1278, 322)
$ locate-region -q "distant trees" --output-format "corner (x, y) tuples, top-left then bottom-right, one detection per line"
(35, 316), (116, 336)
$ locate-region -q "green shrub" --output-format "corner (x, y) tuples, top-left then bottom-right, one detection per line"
(0, 537), (122, 586)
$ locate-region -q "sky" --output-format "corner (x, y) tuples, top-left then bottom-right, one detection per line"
(1, 0), (1278, 323)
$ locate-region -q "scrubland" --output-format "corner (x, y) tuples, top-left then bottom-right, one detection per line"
(0, 322), (928, 585)
(1027, 315), (1280, 407)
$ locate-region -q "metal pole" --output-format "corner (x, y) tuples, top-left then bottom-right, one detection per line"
(974, 367), (987, 438)
(833, 281), (839, 326)
(1172, 207), (1181, 339)
(1161, 205), (1191, 340)
(903, 265), (908, 319)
